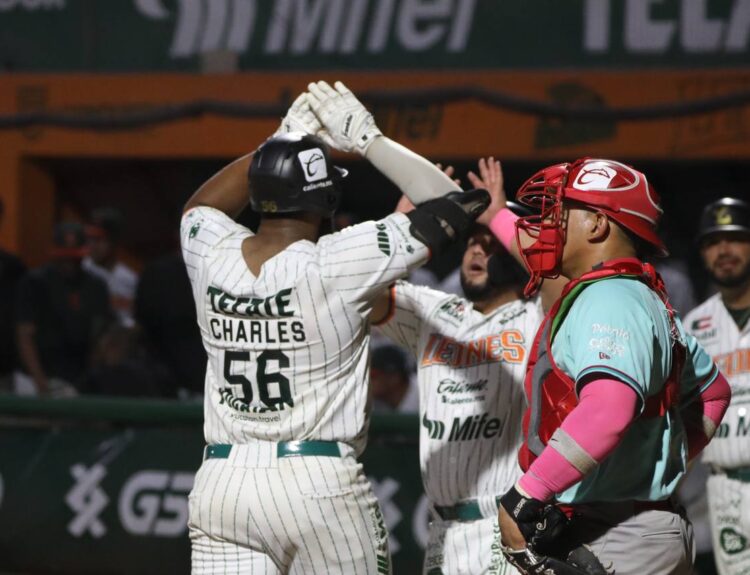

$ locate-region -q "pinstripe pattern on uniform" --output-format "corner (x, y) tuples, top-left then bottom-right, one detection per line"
(180, 207), (427, 449)
(423, 516), (515, 575)
(685, 294), (750, 575)
(378, 282), (541, 506)
(188, 447), (390, 574)
(377, 282), (538, 575)
(685, 294), (750, 468)
(181, 207), (427, 573)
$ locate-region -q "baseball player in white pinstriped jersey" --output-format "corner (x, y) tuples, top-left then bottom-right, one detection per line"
(183, 82), (491, 574)
(685, 197), (750, 575)
(371, 160), (562, 575)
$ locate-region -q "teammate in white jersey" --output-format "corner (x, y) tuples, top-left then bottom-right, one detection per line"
(372, 159), (562, 575)
(183, 83), (490, 574)
(685, 197), (750, 575)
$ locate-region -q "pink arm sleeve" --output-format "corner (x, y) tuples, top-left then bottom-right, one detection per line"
(518, 378), (639, 501)
(684, 372), (731, 460)
(488, 208), (518, 252)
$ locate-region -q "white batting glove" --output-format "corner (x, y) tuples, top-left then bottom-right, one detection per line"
(306, 80), (382, 155)
(273, 93), (323, 138)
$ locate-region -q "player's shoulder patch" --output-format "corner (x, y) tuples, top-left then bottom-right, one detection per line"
(435, 296), (469, 327)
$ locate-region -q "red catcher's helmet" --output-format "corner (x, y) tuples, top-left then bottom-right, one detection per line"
(515, 158), (667, 296)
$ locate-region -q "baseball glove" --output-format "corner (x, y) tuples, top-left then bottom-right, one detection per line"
(273, 93), (323, 138)
(502, 544), (611, 575)
(499, 486), (611, 575)
(306, 80), (382, 155)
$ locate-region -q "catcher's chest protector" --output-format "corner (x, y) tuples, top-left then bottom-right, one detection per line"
(519, 258), (686, 472)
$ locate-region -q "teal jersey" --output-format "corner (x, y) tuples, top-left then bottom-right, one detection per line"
(551, 277), (718, 503)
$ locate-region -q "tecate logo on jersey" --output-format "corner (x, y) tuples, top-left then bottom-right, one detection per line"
(206, 285), (307, 345)
(422, 412), (505, 442)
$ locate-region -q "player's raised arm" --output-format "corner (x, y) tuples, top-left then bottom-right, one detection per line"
(306, 81), (461, 204)
(468, 157), (565, 309)
(183, 93), (322, 217)
(183, 153), (253, 218)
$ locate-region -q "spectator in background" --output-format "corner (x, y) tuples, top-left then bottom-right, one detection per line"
(15, 222), (113, 396)
(369, 344), (418, 413)
(135, 250), (206, 398)
(83, 323), (173, 397)
(0, 198), (26, 392)
(83, 208), (138, 326)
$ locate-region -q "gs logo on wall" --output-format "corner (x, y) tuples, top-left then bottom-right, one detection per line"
(119, 470), (194, 536)
(66, 464), (195, 538)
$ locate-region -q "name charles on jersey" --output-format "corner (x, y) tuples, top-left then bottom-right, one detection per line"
(206, 286), (306, 344)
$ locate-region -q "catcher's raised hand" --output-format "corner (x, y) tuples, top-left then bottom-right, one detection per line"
(273, 93), (324, 138)
(306, 81), (382, 155)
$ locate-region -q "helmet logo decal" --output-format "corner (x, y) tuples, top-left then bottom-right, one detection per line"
(297, 148), (328, 183)
(715, 206), (733, 225)
(573, 162), (618, 190)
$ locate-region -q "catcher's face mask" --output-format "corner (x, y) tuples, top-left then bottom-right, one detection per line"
(515, 164), (568, 297)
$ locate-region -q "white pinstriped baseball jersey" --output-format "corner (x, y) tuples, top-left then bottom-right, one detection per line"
(377, 282), (543, 507)
(180, 206), (429, 455)
(685, 293), (750, 468)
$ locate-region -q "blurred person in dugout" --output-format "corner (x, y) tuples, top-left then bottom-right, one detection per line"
(369, 344), (419, 413)
(134, 232), (207, 398)
(0, 198), (26, 392)
(83, 208), (138, 326)
(15, 222), (113, 397)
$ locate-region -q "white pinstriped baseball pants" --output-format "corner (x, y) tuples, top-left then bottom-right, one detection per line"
(423, 515), (519, 575)
(188, 442), (391, 574)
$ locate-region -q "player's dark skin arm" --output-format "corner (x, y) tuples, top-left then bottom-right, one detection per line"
(371, 290), (392, 325)
(183, 153), (253, 217)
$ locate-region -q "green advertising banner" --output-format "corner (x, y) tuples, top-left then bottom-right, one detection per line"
(0, 396), (426, 574)
(0, 0), (748, 72)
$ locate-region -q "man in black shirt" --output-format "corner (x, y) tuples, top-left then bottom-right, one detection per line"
(134, 251), (206, 397)
(0, 198), (26, 392)
(15, 223), (112, 396)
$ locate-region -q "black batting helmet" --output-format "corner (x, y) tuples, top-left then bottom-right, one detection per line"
(249, 132), (346, 217)
(698, 197), (750, 244)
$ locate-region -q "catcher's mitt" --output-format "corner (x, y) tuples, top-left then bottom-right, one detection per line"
(499, 486), (611, 575)
(502, 544), (611, 575)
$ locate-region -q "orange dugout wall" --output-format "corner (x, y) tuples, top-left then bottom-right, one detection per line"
(1, 70), (749, 264)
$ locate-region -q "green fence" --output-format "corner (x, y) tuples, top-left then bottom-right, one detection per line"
(0, 395), (425, 574)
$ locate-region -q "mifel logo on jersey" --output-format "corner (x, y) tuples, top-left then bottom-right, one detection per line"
(421, 412), (505, 442)
(420, 330), (526, 368)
